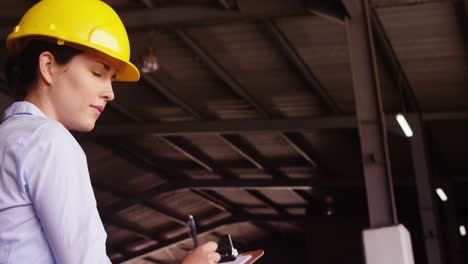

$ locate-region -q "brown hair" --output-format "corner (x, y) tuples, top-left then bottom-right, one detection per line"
(5, 39), (83, 100)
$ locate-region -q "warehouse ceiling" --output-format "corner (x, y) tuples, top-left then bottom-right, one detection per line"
(1, 0), (468, 263)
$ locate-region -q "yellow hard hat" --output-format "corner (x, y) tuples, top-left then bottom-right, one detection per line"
(6, 0), (140, 82)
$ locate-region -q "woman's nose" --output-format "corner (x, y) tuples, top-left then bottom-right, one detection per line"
(101, 82), (115, 102)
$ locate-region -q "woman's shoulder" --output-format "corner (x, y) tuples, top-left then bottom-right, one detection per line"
(35, 118), (74, 141)
(2, 116), (79, 154)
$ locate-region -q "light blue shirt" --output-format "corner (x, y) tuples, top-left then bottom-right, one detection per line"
(0, 101), (111, 264)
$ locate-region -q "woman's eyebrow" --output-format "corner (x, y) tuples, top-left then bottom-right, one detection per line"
(95, 61), (111, 72)
(94, 61), (117, 78)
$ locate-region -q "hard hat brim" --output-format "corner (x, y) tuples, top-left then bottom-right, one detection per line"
(116, 60), (140, 82)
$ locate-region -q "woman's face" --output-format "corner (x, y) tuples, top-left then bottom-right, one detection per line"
(48, 52), (116, 132)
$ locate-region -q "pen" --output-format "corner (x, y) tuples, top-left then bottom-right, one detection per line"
(187, 215), (199, 248)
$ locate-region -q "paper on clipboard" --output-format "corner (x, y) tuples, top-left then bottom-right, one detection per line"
(221, 254), (251, 264)
(220, 250), (264, 264)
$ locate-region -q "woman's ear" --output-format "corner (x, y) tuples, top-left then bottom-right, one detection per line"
(37, 51), (56, 85)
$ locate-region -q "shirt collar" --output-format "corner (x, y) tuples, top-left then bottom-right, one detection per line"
(2, 101), (47, 122)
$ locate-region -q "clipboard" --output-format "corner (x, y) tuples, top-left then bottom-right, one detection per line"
(220, 250), (264, 264)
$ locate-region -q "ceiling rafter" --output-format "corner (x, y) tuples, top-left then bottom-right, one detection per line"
(194, 190), (284, 237)
(218, 134), (325, 206)
(89, 111), (468, 137)
(219, 135), (289, 180)
(98, 103), (271, 239)
(453, 0), (468, 92)
(159, 135), (215, 172)
(368, 7), (420, 112)
(259, 20), (343, 114)
(247, 191), (288, 215)
(141, 74), (203, 119)
(131, 31), (309, 224)
(101, 213), (164, 243)
(98, 138), (188, 181)
(190, 189), (236, 212)
(98, 105), (295, 252)
(107, 102), (218, 174)
(174, 29), (270, 117)
(173, 29), (328, 170)
(95, 184), (187, 225)
(95, 138), (236, 213)
(97, 170), (315, 222)
(152, 136), (291, 218)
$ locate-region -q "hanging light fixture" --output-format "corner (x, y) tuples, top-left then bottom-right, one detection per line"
(141, 47), (159, 73)
(140, 30), (159, 73)
(324, 195), (335, 216)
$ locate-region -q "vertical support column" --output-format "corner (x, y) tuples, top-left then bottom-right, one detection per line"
(344, 1), (415, 263)
(343, 0), (397, 227)
(409, 115), (444, 264)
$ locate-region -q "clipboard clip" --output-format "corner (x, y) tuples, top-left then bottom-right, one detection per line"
(216, 234), (239, 262)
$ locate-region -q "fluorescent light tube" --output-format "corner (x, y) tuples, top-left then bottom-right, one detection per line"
(460, 225), (466, 237)
(396, 113), (413, 138)
(435, 188), (448, 202)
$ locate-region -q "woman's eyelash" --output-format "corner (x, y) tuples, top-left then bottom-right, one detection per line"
(92, 72), (102, 77)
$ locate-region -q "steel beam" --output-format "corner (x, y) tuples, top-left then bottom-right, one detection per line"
(454, 0), (468, 73)
(259, 20), (343, 114)
(101, 214), (163, 242)
(191, 190), (236, 212)
(248, 191), (288, 215)
(90, 115), (358, 136)
(306, 0), (347, 25)
(140, 74), (203, 119)
(219, 135), (290, 179)
(409, 115), (444, 264)
(88, 111), (468, 137)
(101, 178), (313, 215)
(98, 139), (189, 181)
(0, 3), (290, 39)
(0, 1), (349, 37)
(110, 7), (243, 29)
(174, 29), (270, 117)
(185, 191), (285, 240)
(158, 136), (216, 172)
(344, 0), (397, 227)
(369, 8), (420, 112)
(144, 29), (328, 227)
(109, 69), (292, 238)
(173, 28), (330, 170)
(95, 184), (187, 226)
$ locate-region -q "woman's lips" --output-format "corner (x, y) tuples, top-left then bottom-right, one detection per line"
(91, 105), (104, 114)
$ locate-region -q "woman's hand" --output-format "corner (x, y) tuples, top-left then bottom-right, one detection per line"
(181, 241), (221, 264)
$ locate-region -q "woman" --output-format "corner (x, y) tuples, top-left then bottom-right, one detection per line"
(0, 0), (220, 263)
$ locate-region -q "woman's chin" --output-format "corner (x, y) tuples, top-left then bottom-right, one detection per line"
(70, 121), (96, 132)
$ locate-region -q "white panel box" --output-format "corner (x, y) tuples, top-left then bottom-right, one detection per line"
(363, 224), (415, 264)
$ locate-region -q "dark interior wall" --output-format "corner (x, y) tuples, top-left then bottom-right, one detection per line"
(305, 216), (366, 264)
(246, 232), (308, 264)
